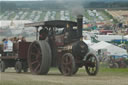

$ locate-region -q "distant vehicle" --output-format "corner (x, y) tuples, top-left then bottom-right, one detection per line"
(107, 33), (116, 35)
(0, 42), (30, 73)
(108, 55), (128, 68)
(100, 30), (113, 35)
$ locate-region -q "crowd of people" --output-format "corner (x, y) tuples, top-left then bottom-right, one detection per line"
(2, 36), (26, 44)
(2, 36), (26, 53)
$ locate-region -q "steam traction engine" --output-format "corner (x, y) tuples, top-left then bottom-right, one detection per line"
(25, 15), (99, 76)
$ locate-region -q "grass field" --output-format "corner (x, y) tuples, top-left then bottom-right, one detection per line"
(0, 67), (128, 85)
(55, 11), (60, 20)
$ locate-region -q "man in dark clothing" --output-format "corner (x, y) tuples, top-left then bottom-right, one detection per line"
(39, 28), (48, 40)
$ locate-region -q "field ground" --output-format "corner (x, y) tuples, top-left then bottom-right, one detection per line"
(0, 67), (128, 85)
(108, 10), (128, 23)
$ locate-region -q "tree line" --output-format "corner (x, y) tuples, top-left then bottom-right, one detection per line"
(0, 1), (128, 12)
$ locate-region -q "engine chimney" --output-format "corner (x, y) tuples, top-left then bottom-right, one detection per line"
(77, 15), (83, 38)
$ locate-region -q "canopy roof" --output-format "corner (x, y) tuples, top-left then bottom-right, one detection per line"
(24, 20), (77, 28)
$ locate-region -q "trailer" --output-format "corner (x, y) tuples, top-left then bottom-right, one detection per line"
(0, 42), (30, 73)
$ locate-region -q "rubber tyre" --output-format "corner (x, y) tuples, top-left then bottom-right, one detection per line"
(0, 61), (6, 72)
(28, 40), (51, 75)
(23, 68), (28, 72)
(22, 62), (28, 72)
(61, 53), (76, 76)
(85, 54), (99, 76)
(58, 65), (78, 75)
(15, 61), (22, 73)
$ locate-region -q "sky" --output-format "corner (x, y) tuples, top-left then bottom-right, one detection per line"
(0, 0), (43, 1)
(0, 0), (127, 1)
(0, 0), (128, 1)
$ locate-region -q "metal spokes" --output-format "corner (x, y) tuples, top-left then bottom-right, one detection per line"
(29, 43), (42, 74)
(61, 53), (75, 76)
(85, 54), (99, 76)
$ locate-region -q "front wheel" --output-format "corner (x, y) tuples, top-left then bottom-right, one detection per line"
(60, 53), (76, 76)
(58, 64), (79, 75)
(0, 61), (6, 72)
(23, 68), (28, 72)
(85, 54), (99, 76)
(15, 61), (22, 73)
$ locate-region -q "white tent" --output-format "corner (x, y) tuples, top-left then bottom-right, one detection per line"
(124, 35), (128, 39)
(83, 39), (93, 46)
(90, 41), (127, 55)
(0, 20), (32, 28)
(96, 35), (125, 42)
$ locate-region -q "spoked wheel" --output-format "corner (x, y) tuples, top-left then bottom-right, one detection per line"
(23, 68), (28, 72)
(61, 53), (75, 76)
(22, 62), (28, 72)
(58, 65), (79, 75)
(85, 54), (99, 76)
(28, 41), (51, 75)
(15, 61), (22, 73)
(109, 63), (119, 68)
(0, 61), (6, 72)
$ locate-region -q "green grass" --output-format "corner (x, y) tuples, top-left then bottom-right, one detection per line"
(39, 11), (46, 21)
(55, 11), (60, 20)
(0, 67), (128, 85)
(102, 10), (118, 24)
(99, 68), (128, 76)
(24, 10), (32, 20)
(8, 12), (16, 20)
(98, 10), (110, 20)
(69, 13), (76, 21)
(100, 68), (128, 73)
(84, 10), (93, 21)
(78, 67), (128, 74)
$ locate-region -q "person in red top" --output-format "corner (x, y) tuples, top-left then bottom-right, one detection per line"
(39, 28), (48, 40)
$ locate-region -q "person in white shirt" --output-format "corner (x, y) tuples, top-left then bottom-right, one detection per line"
(3, 38), (13, 52)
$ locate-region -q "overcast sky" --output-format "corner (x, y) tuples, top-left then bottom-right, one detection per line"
(0, 0), (127, 1)
(0, 0), (44, 1)
(0, 0), (43, 1)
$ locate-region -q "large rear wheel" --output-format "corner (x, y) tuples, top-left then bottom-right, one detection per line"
(85, 54), (99, 76)
(28, 40), (51, 75)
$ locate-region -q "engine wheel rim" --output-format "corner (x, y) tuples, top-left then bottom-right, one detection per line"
(61, 54), (75, 76)
(15, 61), (22, 73)
(0, 62), (2, 72)
(0, 61), (5, 72)
(85, 54), (98, 75)
(28, 42), (42, 74)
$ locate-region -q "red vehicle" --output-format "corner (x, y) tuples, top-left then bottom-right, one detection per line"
(0, 15), (99, 76)
(100, 30), (113, 35)
(109, 55), (128, 68)
(0, 42), (30, 73)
